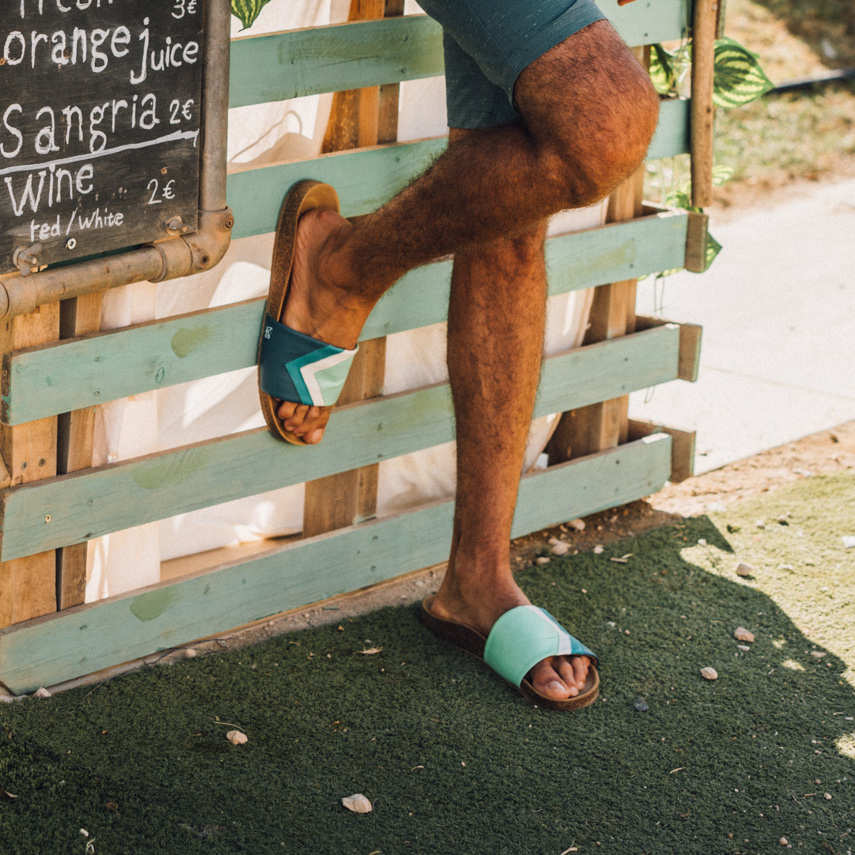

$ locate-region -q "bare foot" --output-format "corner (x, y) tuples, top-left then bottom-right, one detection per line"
(275, 208), (375, 443)
(428, 576), (592, 702)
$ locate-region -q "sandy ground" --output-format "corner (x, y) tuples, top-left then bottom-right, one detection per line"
(631, 176), (855, 473)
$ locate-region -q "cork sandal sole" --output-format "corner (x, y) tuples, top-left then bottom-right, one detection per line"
(257, 180), (341, 445)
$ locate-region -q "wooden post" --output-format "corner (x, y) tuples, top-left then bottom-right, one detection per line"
(0, 304), (60, 627)
(546, 47), (649, 463)
(685, 0), (718, 272)
(302, 0), (402, 536)
(56, 293), (103, 609)
(691, 0), (717, 210)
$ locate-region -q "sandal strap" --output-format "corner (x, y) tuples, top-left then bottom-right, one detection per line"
(259, 313), (357, 407)
(483, 605), (597, 687)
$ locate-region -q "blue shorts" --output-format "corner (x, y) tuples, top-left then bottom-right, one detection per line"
(417, 0), (606, 129)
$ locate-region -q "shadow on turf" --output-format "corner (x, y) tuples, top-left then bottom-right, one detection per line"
(1, 516), (853, 855)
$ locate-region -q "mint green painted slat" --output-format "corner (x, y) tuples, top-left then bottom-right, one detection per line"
(228, 3), (689, 107)
(3, 212), (688, 425)
(228, 138), (445, 240)
(0, 433), (671, 693)
(229, 17), (443, 108)
(227, 98), (688, 241)
(647, 97), (689, 161)
(0, 325), (679, 560)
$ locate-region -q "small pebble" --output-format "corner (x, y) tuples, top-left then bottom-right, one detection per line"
(535, 556), (551, 565)
(569, 518), (586, 531)
(755, 520), (766, 529)
(341, 794), (373, 814)
(810, 650), (826, 659)
(633, 697), (649, 712)
(737, 644), (751, 652)
(550, 542), (570, 556)
(824, 792), (832, 801)
(593, 545), (604, 555)
(736, 562), (754, 577)
(226, 730), (248, 745)
(700, 667), (718, 681)
(779, 837), (789, 847)
(842, 536), (855, 549)
(33, 687), (51, 699)
(733, 627), (755, 643)
(697, 538), (707, 546)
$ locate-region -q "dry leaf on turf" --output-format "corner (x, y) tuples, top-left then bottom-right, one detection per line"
(341, 793), (373, 813)
(359, 647), (383, 655)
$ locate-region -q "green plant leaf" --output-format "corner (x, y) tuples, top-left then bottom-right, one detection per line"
(704, 231), (722, 271)
(665, 189), (692, 210)
(712, 163), (734, 186)
(712, 37), (774, 108)
(231, 0), (272, 30)
(649, 44), (677, 95)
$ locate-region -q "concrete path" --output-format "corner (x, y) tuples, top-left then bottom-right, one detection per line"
(629, 177), (855, 473)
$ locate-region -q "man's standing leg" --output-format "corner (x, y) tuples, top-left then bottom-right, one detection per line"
(272, 18), (660, 700)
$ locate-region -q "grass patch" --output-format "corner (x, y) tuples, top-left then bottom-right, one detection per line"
(646, 0), (855, 205)
(646, 81), (855, 208)
(1, 474), (853, 854)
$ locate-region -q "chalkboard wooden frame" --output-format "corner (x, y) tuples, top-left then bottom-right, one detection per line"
(0, 0), (233, 320)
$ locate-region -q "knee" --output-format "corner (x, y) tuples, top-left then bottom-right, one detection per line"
(537, 64), (660, 208)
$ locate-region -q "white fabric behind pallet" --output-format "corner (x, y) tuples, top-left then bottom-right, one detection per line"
(85, 1), (603, 601)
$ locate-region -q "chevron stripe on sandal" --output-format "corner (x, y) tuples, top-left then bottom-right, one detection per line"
(257, 180), (357, 445)
(420, 598), (599, 711)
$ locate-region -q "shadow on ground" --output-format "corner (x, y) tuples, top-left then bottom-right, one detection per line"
(1, 497), (853, 853)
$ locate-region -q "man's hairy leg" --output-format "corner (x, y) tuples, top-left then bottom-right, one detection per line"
(278, 18), (659, 442)
(425, 198), (590, 701)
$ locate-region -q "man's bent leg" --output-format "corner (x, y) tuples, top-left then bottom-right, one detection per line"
(279, 18), (659, 442)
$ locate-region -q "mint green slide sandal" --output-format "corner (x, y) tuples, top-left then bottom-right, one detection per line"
(420, 597), (599, 710)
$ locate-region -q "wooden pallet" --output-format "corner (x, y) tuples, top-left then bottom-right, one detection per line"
(0, 0), (712, 693)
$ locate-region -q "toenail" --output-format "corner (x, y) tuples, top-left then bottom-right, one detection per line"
(546, 680), (566, 695)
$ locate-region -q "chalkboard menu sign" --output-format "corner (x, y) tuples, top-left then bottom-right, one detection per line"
(1, 0), (205, 273)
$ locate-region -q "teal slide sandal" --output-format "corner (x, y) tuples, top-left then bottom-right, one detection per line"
(420, 598), (599, 710)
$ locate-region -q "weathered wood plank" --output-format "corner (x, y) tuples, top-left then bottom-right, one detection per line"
(0, 325), (680, 560)
(228, 4), (689, 108)
(4, 212), (688, 425)
(304, 0), (395, 537)
(227, 98), (689, 241)
(635, 314), (703, 382)
(0, 433), (672, 693)
(628, 418), (695, 482)
(546, 135), (647, 463)
(56, 293), (103, 610)
(0, 305), (59, 628)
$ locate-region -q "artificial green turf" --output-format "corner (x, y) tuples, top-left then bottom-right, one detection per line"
(1, 475), (853, 855)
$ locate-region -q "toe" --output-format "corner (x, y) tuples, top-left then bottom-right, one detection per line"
(572, 655), (591, 688)
(530, 659), (576, 700)
(277, 400), (298, 422)
(285, 404), (310, 433)
(557, 656), (582, 691)
(301, 408), (331, 444)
